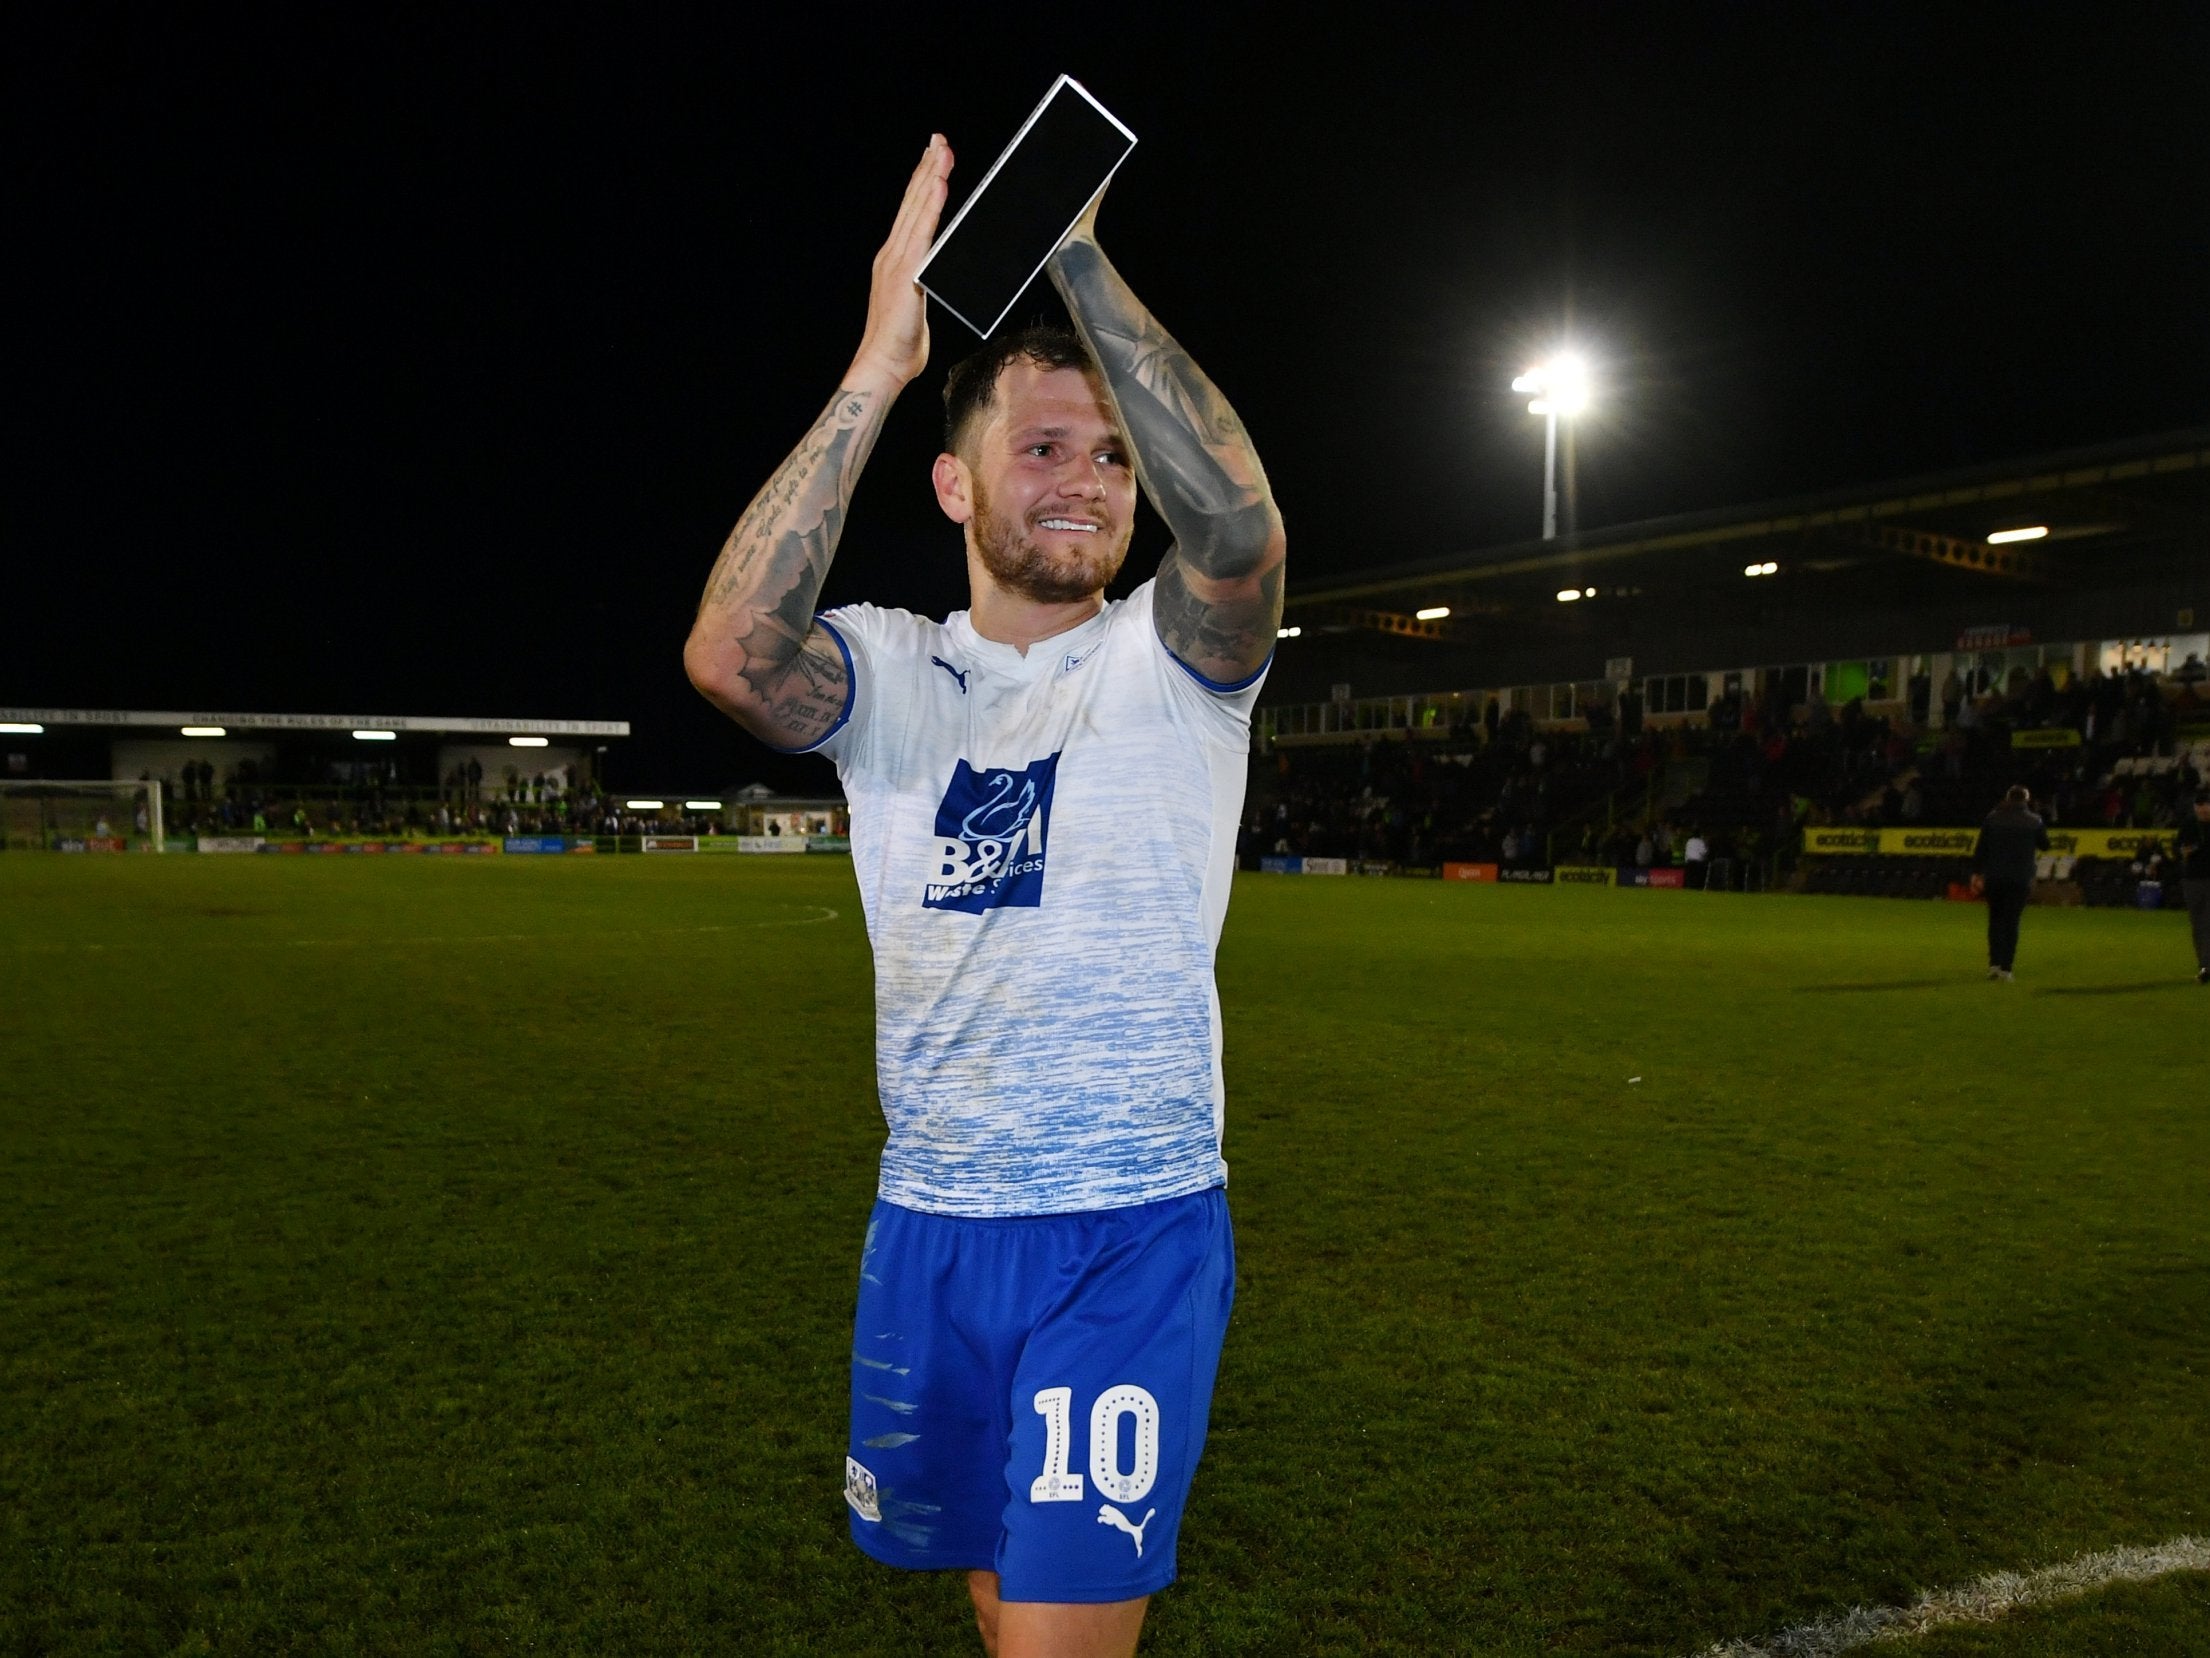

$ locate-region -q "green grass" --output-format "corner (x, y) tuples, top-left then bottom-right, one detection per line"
(2, 857), (2204, 1655)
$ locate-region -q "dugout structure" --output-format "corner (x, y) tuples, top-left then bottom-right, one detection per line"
(0, 779), (165, 852)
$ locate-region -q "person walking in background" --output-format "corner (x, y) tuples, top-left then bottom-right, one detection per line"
(1969, 784), (2052, 981)
(2178, 788), (2210, 986)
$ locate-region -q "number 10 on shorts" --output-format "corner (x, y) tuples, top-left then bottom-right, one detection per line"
(1030, 1385), (1160, 1504)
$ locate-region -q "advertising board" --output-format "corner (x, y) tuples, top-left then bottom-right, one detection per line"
(197, 836), (265, 854)
(1301, 857), (1350, 875)
(1442, 862), (1500, 882)
(1555, 865), (1614, 886)
(1804, 826), (2166, 860)
(1498, 867), (1553, 883)
(642, 836), (699, 854)
(732, 835), (807, 854)
(503, 836), (568, 854)
(1259, 856), (1301, 874)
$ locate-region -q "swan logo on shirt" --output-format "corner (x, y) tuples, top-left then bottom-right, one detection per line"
(924, 754), (1061, 912)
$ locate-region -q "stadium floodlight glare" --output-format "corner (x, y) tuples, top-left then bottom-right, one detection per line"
(508, 735), (549, 748)
(1512, 353), (1592, 540)
(626, 799), (664, 811)
(1584, 587), (1596, 598)
(0, 722), (43, 734)
(181, 726), (226, 737)
(1556, 588), (1582, 603)
(351, 729), (396, 741)
(1987, 525), (2049, 545)
(684, 800), (724, 812)
(1276, 625), (1302, 638)
(1744, 561), (1779, 577)
(1415, 606), (1451, 621)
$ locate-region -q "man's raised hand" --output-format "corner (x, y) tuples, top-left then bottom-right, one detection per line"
(852, 135), (953, 389)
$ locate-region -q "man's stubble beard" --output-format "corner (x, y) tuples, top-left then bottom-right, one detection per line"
(971, 480), (1131, 606)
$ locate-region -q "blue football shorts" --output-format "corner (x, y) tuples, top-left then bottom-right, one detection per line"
(842, 1187), (1234, 1603)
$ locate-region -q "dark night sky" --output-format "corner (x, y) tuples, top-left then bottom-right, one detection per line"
(11, 6), (2208, 787)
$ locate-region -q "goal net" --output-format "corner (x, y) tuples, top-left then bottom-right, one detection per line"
(0, 780), (166, 852)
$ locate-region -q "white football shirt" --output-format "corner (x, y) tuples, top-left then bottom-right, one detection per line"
(802, 579), (1264, 1217)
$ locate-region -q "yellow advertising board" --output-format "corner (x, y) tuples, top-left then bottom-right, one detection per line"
(1804, 826), (2172, 859)
(2010, 727), (2083, 749)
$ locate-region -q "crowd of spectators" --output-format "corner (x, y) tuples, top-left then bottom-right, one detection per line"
(1245, 660), (2206, 882)
(151, 762), (725, 841)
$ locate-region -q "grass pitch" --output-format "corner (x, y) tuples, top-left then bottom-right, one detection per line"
(2, 856), (2204, 1656)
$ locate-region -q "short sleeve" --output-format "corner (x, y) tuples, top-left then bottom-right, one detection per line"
(1130, 579), (1272, 743)
(796, 602), (929, 774)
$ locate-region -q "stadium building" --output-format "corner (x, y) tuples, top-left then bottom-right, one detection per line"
(1247, 428), (2208, 901)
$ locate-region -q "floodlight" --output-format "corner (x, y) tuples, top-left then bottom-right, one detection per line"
(181, 726), (226, 737)
(0, 723), (43, 734)
(1277, 625), (1301, 638)
(1987, 526), (2049, 545)
(508, 735), (549, 748)
(352, 730), (396, 741)
(1415, 606), (1451, 621)
(1584, 587), (1596, 598)
(1514, 352), (1593, 540)
(1556, 588), (1582, 602)
(684, 800), (724, 812)
(626, 799), (664, 811)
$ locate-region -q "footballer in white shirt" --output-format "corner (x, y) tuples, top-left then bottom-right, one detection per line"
(685, 136), (1283, 1658)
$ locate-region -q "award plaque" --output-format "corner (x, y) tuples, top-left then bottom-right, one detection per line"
(917, 76), (1137, 339)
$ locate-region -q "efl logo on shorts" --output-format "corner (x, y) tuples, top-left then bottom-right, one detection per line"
(924, 753), (1061, 913)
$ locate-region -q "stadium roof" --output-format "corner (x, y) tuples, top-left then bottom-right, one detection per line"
(1284, 427), (2210, 638)
(0, 709), (630, 737)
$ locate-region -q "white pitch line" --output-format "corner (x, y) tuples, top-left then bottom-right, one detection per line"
(1691, 1535), (2210, 1657)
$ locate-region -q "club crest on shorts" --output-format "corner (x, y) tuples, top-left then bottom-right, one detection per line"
(845, 1455), (882, 1522)
(924, 753), (1061, 912)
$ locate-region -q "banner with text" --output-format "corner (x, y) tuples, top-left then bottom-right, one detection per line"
(1804, 826), (2172, 859)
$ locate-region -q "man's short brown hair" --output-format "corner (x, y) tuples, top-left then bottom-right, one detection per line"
(941, 324), (1097, 457)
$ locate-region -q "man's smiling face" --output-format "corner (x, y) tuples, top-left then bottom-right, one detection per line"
(957, 358), (1137, 606)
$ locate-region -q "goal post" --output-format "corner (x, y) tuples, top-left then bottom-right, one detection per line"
(0, 780), (165, 852)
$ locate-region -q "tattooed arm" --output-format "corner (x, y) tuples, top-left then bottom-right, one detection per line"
(684, 137), (952, 748)
(1047, 215), (1285, 686)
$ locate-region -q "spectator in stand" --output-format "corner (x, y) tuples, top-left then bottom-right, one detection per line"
(2179, 790), (2210, 986)
(1969, 784), (2051, 982)
(1683, 828), (1709, 889)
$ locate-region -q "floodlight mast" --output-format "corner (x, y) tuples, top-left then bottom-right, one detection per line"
(1511, 356), (1589, 541)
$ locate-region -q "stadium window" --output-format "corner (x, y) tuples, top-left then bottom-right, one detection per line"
(1687, 674), (1709, 712)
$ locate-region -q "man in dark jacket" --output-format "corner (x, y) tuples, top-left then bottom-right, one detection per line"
(1970, 784), (2052, 981)
(2179, 789), (2210, 986)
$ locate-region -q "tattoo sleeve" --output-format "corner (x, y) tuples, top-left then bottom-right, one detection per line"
(686, 385), (888, 747)
(1048, 237), (1286, 684)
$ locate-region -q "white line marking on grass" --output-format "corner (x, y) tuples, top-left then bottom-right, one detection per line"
(1690, 1536), (2210, 1657)
(10, 907), (842, 954)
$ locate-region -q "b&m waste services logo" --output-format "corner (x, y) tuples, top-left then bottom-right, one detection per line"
(924, 754), (1061, 913)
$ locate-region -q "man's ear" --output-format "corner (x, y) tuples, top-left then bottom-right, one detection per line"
(932, 452), (974, 525)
